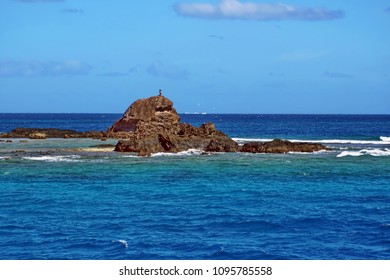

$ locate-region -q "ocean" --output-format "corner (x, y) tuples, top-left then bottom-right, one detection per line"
(0, 114), (389, 260)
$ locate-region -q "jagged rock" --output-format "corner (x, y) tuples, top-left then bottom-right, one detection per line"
(111, 96), (238, 156)
(109, 96), (180, 135)
(240, 139), (328, 153)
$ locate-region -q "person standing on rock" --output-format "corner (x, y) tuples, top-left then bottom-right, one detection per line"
(159, 89), (162, 96)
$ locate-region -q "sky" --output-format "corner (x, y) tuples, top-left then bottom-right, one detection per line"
(0, 0), (389, 113)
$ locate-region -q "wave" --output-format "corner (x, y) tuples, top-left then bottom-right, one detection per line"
(0, 156), (11, 160)
(113, 239), (128, 249)
(233, 137), (390, 145)
(22, 155), (83, 162)
(380, 136), (390, 142)
(288, 150), (329, 155)
(151, 149), (204, 157)
(336, 148), (390, 158)
(122, 155), (140, 158)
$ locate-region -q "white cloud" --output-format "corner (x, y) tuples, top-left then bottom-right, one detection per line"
(147, 61), (189, 80)
(0, 60), (91, 77)
(174, 0), (344, 21)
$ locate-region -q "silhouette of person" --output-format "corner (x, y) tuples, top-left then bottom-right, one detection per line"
(159, 89), (162, 96)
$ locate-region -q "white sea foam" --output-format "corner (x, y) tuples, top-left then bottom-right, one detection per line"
(288, 150), (329, 155)
(336, 148), (390, 158)
(22, 155), (83, 162)
(233, 138), (273, 143)
(233, 137), (390, 145)
(122, 155), (140, 158)
(113, 239), (128, 248)
(380, 136), (390, 142)
(151, 149), (203, 157)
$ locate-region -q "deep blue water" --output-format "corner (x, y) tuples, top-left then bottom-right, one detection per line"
(1, 113), (389, 140)
(0, 114), (389, 259)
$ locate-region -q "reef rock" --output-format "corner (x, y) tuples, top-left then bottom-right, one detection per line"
(240, 139), (328, 153)
(29, 132), (47, 139)
(0, 128), (107, 139)
(109, 95), (239, 156)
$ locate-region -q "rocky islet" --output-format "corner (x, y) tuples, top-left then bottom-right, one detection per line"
(0, 95), (329, 156)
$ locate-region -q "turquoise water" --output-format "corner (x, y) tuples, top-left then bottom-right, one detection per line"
(0, 114), (389, 259)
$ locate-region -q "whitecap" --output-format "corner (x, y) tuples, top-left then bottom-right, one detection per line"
(22, 155), (83, 162)
(151, 149), (203, 157)
(288, 149), (329, 155)
(122, 155), (140, 158)
(336, 149), (390, 158)
(113, 239), (128, 248)
(0, 156), (11, 160)
(233, 138), (273, 144)
(380, 136), (390, 142)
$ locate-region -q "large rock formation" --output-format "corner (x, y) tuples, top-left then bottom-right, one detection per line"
(109, 95), (329, 156)
(109, 95), (239, 156)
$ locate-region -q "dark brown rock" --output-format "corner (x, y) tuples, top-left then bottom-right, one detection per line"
(108, 96), (180, 135)
(111, 96), (238, 156)
(240, 139), (328, 154)
(0, 128), (107, 139)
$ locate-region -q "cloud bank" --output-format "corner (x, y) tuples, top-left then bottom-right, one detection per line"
(0, 60), (91, 77)
(147, 61), (188, 80)
(174, 0), (344, 21)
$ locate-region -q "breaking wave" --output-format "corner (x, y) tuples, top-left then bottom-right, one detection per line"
(22, 155), (83, 162)
(288, 150), (329, 155)
(151, 149), (204, 157)
(380, 136), (390, 142)
(113, 239), (128, 249)
(337, 149), (390, 157)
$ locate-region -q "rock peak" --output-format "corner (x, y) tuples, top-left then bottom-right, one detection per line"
(123, 96), (180, 122)
(108, 95), (180, 135)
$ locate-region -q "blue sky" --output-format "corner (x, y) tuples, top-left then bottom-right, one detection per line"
(0, 0), (389, 113)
